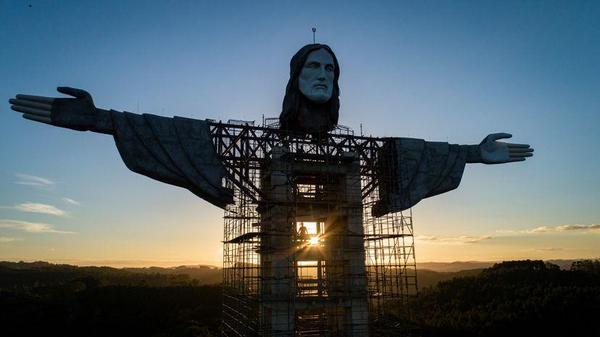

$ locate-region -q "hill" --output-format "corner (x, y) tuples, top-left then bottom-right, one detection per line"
(417, 259), (586, 272)
(417, 268), (484, 289)
(1, 260), (598, 336)
(383, 260), (600, 337)
(0, 261), (222, 337)
(417, 261), (494, 272)
(0, 261), (222, 288)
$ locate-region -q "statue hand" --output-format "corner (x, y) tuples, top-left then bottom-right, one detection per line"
(9, 87), (97, 131)
(479, 133), (534, 164)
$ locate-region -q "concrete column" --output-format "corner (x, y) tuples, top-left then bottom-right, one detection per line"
(344, 153), (369, 337)
(260, 147), (295, 336)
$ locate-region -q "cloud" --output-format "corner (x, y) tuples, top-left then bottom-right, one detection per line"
(534, 247), (563, 252)
(496, 224), (600, 235)
(62, 197), (80, 206)
(523, 224), (600, 234)
(14, 203), (67, 216)
(459, 235), (493, 243)
(417, 235), (492, 244)
(554, 224), (600, 232)
(14, 173), (55, 188)
(0, 219), (75, 234)
(0, 236), (21, 243)
(494, 229), (519, 234)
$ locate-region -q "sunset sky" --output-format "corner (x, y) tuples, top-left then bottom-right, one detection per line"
(1, 1), (598, 267)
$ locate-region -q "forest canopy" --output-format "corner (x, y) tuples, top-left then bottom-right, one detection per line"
(1, 260), (598, 337)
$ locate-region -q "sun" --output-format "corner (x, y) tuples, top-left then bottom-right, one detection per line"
(309, 236), (319, 246)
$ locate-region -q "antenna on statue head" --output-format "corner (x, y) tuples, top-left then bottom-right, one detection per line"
(312, 27), (316, 44)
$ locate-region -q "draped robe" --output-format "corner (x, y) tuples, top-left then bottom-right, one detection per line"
(88, 110), (469, 216)
(373, 138), (468, 216)
(105, 111), (233, 209)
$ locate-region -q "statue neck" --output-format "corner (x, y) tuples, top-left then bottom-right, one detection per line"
(296, 100), (330, 134)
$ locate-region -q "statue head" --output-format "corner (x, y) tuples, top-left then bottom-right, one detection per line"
(279, 44), (340, 134)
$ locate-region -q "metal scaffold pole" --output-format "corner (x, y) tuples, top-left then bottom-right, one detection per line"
(212, 121), (417, 337)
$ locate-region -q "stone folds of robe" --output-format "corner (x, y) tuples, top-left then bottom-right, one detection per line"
(110, 111), (233, 209)
(373, 138), (468, 217)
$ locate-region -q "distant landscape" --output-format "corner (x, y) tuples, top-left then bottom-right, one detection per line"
(1, 259), (598, 336)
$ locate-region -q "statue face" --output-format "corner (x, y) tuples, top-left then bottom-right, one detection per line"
(298, 48), (335, 104)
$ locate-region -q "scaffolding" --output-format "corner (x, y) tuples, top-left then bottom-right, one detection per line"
(211, 121), (417, 337)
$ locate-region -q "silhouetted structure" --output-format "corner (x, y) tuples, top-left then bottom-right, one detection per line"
(217, 120), (417, 336)
(9, 43), (533, 337)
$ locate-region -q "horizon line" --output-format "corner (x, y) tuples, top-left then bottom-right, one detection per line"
(2, 257), (598, 269)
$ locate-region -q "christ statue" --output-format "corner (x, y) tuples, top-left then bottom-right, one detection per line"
(8, 44), (533, 215)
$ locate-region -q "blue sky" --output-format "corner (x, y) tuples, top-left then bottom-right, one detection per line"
(1, 0), (598, 266)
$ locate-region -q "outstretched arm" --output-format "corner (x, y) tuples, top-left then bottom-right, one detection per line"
(464, 133), (534, 164)
(374, 133), (534, 216)
(9, 87), (113, 134)
(9, 86), (233, 208)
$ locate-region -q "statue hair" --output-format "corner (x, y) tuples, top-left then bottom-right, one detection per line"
(279, 44), (340, 133)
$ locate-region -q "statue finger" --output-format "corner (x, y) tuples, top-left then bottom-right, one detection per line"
(507, 158), (526, 162)
(11, 105), (51, 118)
(15, 94), (55, 104)
(509, 147), (534, 153)
(509, 152), (533, 157)
(57, 86), (89, 99)
(9, 98), (52, 111)
(510, 153), (533, 158)
(23, 113), (52, 124)
(487, 133), (512, 142)
(507, 143), (530, 148)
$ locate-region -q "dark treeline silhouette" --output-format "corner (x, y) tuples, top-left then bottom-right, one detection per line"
(381, 259), (600, 337)
(415, 268), (485, 289)
(0, 261), (221, 337)
(0, 261), (222, 288)
(1, 260), (598, 336)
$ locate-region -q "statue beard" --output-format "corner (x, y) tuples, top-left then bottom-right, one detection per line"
(295, 97), (331, 135)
